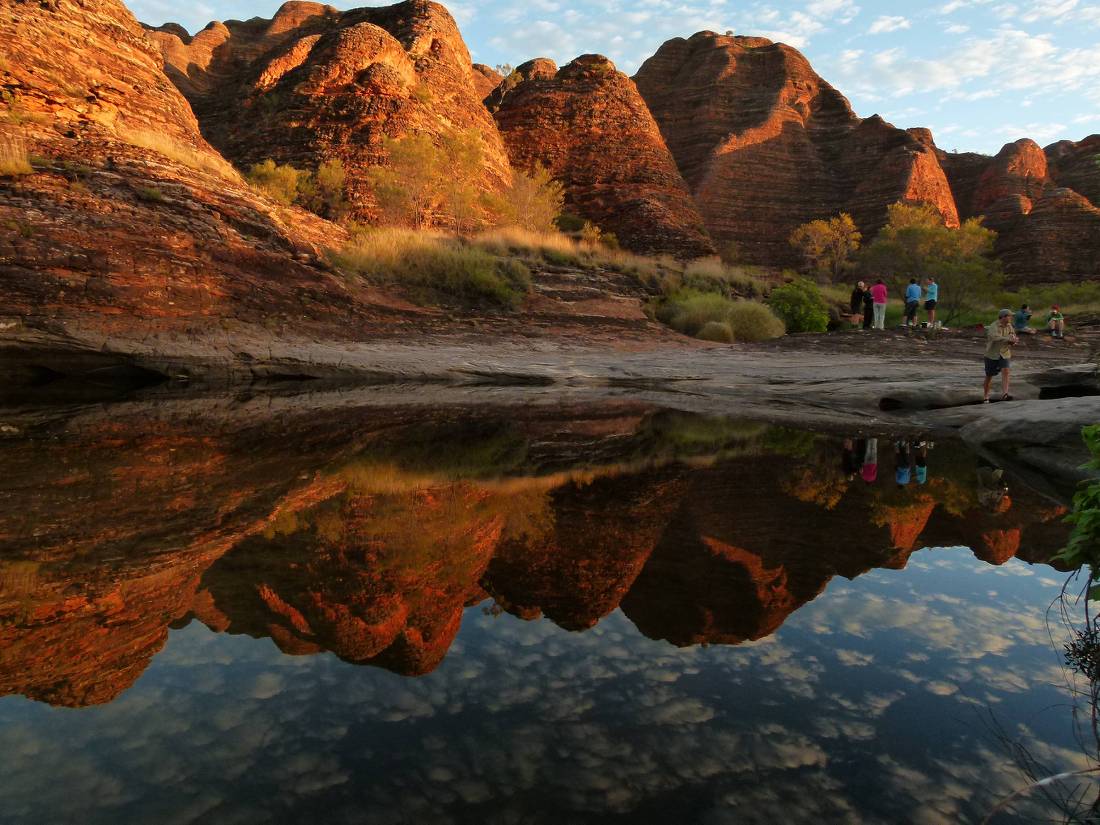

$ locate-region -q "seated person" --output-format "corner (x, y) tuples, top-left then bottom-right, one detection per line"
(1048, 305), (1066, 339)
(1013, 304), (1035, 334)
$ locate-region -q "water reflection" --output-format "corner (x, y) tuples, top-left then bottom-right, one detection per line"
(0, 402), (1067, 703)
(0, 399), (1081, 823)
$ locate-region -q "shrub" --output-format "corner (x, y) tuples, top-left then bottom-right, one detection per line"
(0, 135), (32, 176)
(298, 158), (348, 220)
(333, 227), (530, 309)
(697, 321), (734, 343)
(767, 278), (829, 333)
(134, 185), (165, 202)
(246, 158), (303, 205)
(727, 300), (787, 341)
(555, 213), (586, 233)
(656, 290), (785, 342)
(683, 256), (726, 280)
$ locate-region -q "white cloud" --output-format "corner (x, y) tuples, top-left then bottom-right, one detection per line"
(945, 23), (970, 32)
(869, 15), (911, 33)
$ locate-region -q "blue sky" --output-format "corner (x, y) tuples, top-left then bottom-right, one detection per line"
(129, 0), (1100, 154)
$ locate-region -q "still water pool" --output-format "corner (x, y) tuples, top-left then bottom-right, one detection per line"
(0, 398), (1092, 823)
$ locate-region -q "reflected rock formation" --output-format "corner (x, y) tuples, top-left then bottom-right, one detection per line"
(0, 401), (1074, 706)
(481, 468), (688, 630)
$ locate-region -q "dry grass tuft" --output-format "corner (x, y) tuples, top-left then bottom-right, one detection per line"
(333, 226), (530, 309)
(0, 134), (33, 177)
(116, 127), (239, 180)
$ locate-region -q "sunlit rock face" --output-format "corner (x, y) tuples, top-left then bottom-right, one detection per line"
(488, 54), (715, 258)
(146, 0), (512, 221)
(633, 31), (959, 266)
(939, 137), (1100, 285)
(0, 0), (370, 359)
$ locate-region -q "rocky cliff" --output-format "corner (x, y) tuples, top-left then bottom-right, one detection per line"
(633, 31), (959, 265)
(488, 54), (715, 257)
(147, 0), (512, 221)
(0, 0), (406, 379)
(939, 137), (1100, 284)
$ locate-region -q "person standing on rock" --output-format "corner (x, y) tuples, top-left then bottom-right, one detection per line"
(983, 309), (1019, 403)
(923, 278), (938, 327)
(870, 279), (888, 330)
(904, 279), (921, 327)
(862, 283), (874, 330)
(850, 281), (866, 328)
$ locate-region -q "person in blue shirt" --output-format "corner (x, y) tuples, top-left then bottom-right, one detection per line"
(923, 277), (939, 327)
(904, 279), (921, 327)
(1014, 304), (1036, 334)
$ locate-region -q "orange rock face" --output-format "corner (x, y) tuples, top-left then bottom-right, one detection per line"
(939, 137), (1100, 284)
(633, 32), (959, 265)
(148, 0), (512, 221)
(1046, 135), (1100, 208)
(489, 55), (715, 257)
(0, 0), (395, 372)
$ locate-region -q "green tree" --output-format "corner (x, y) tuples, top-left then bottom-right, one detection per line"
(367, 130), (486, 229)
(767, 278), (829, 333)
(861, 202), (1002, 324)
(789, 213), (862, 280)
(496, 164), (564, 232)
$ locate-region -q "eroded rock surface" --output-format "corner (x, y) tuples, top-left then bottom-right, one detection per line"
(490, 54), (715, 257)
(939, 136), (1100, 284)
(633, 31), (959, 264)
(147, 0), (512, 220)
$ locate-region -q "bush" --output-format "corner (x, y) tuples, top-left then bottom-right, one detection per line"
(298, 158), (348, 220)
(555, 213), (586, 233)
(246, 159), (303, 205)
(0, 135), (32, 177)
(727, 300), (787, 341)
(657, 290), (785, 342)
(333, 227), (530, 309)
(767, 278), (829, 333)
(697, 321), (734, 343)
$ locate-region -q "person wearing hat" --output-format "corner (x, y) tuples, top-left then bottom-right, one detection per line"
(983, 309), (1018, 403)
(1047, 305), (1066, 339)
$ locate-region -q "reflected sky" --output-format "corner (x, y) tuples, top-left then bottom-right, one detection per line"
(0, 399), (1087, 823)
(0, 554), (1081, 824)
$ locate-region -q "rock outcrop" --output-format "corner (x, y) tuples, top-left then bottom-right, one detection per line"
(471, 63), (503, 98)
(147, 0), (512, 220)
(633, 31), (959, 265)
(488, 55), (714, 257)
(939, 137), (1100, 284)
(1046, 135), (1100, 207)
(0, 0), (403, 378)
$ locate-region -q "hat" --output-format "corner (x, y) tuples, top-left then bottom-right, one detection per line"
(998, 309), (1012, 318)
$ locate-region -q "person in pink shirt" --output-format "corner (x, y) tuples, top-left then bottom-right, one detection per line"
(861, 438), (878, 483)
(870, 279), (888, 330)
